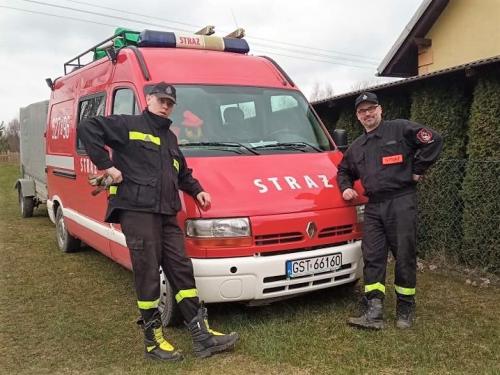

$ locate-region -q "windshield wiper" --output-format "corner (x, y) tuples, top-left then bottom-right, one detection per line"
(180, 142), (259, 155)
(252, 142), (322, 152)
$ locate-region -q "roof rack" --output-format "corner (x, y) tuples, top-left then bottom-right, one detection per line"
(63, 28), (139, 75)
(62, 27), (250, 76)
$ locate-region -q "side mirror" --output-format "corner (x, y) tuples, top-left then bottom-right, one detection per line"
(45, 78), (54, 91)
(105, 48), (118, 64)
(333, 129), (348, 152)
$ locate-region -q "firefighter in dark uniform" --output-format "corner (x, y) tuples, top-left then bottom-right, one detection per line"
(337, 92), (443, 330)
(78, 82), (239, 360)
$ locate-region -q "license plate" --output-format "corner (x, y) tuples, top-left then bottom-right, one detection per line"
(286, 253), (342, 278)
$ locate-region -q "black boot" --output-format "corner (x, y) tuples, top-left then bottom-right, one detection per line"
(348, 298), (384, 330)
(396, 300), (415, 329)
(187, 306), (239, 358)
(141, 312), (183, 361)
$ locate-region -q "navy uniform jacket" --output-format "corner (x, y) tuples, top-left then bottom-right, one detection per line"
(337, 119), (443, 202)
(78, 109), (203, 223)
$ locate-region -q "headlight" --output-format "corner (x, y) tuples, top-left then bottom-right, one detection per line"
(356, 205), (365, 223)
(186, 218), (251, 238)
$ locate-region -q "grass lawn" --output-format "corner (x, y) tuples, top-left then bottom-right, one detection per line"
(1, 162), (499, 374)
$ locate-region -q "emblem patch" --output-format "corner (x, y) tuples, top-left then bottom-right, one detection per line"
(416, 128), (433, 143)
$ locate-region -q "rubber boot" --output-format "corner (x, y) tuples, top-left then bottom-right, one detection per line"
(396, 300), (415, 329)
(187, 306), (239, 358)
(141, 312), (183, 361)
(348, 298), (385, 330)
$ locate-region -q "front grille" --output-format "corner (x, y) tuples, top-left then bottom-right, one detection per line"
(261, 263), (354, 294)
(256, 241), (348, 257)
(255, 224), (354, 246)
(255, 232), (304, 246)
(318, 224), (353, 238)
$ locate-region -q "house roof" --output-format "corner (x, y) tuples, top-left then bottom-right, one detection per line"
(377, 0), (449, 77)
(313, 55), (500, 107)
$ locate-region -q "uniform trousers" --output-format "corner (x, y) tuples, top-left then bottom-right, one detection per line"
(120, 210), (199, 322)
(362, 192), (417, 304)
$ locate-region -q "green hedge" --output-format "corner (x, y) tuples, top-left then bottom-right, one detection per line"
(409, 78), (469, 159)
(378, 92), (411, 122)
(409, 78), (470, 259)
(461, 70), (500, 272)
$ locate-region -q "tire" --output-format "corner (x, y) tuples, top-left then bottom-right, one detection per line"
(158, 267), (182, 327)
(55, 208), (81, 253)
(18, 189), (34, 218)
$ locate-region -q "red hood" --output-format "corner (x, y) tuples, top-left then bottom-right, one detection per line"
(186, 151), (358, 217)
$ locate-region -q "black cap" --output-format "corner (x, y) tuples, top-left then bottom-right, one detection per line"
(149, 82), (176, 103)
(355, 92), (378, 109)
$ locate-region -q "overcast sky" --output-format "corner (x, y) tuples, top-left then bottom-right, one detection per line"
(0, 0), (424, 124)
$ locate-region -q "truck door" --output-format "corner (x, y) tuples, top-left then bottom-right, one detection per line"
(108, 86), (140, 269)
(74, 93), (112, 257)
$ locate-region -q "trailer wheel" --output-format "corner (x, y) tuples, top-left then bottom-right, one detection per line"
(159, 267), (182, 327)
(55, 208), (81, 253)
(18, 189), (34, 218)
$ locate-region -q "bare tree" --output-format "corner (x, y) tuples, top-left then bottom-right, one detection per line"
(309, 82), (320, 101)
(350, 79), (383, 92)
(309, 82), (335, 102)
(7, 118), (20, 152)
(0, 121), (8, 153)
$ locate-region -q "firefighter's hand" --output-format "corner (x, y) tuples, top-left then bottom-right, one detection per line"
(196, 191), (211, 210)
(412, 174), (422, 182)
(105, 167), (123, 183)
(342, 188), (358, 201)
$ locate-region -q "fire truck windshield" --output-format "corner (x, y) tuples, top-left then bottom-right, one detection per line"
(151, 85), (333, 155)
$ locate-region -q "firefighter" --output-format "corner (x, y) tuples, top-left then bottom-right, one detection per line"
(78, 82), (239, 360)
(337, 92), (443, 330)
(178, 110), (204, 143)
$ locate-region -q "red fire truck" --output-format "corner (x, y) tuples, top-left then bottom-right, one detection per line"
(22, 28), (365, 325)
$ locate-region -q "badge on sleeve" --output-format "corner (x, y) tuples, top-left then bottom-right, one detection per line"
(416, 128), (433, 143)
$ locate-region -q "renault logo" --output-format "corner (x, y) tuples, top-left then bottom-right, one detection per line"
(306, 221), (317, 238)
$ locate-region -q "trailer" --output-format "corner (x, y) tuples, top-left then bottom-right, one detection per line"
(15, 100), (49, 217)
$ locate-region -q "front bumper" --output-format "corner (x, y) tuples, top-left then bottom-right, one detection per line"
(192, 240), (362, 303)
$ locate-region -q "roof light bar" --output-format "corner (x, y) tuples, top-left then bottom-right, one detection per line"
(138, 30), (249, 54)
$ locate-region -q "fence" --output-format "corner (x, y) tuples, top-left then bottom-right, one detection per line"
(0, 152), (19, 163)
(417, 159), (499, 273)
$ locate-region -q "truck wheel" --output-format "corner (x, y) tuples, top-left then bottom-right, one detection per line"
(55, 208), (81, 253)
(18, 189), (34, 218)
(158, 267), (182, 327)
